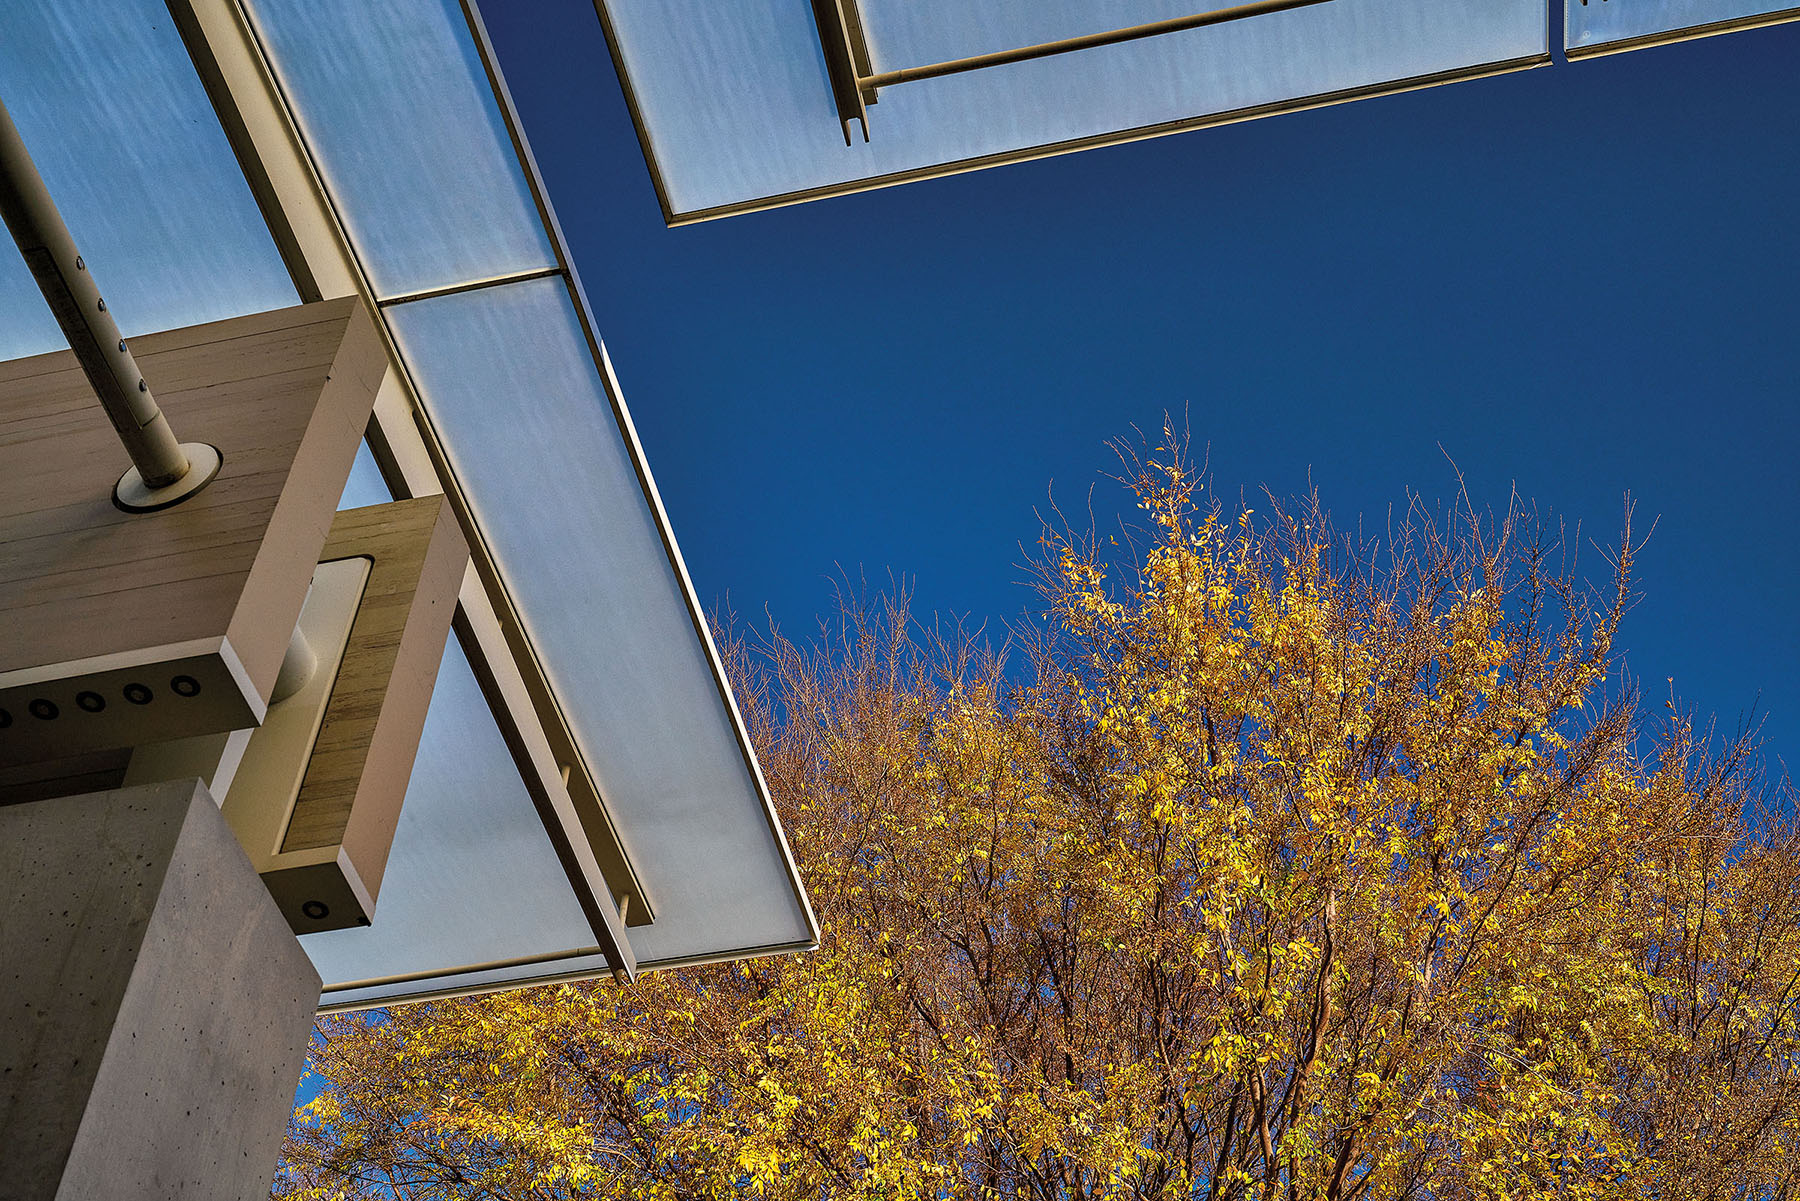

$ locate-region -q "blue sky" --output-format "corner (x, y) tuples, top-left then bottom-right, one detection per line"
(483, 7), (1798, 776)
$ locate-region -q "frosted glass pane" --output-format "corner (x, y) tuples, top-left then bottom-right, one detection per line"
(303, 638), (600, 1004)
(388, 278), (814, 966)
(1567, 0), (1798, 55)
(0, 0), (295, 359)
(601, 0), (1547, 220)
(246, 0), (556, 298)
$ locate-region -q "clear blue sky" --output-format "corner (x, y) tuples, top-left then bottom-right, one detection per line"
(483, 6), (1798, 776)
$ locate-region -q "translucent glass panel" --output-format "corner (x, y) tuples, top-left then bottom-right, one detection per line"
(388, 278), (815, 967)
(245, 0), (556, 299)
(1566, 0), (1799, 56)
(304, 637), (602, 1008)
(0, 0), (294, 358)
(600, 0), (1548, 221)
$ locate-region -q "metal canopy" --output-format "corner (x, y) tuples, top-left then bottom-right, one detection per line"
(229, 0), (819, 1001)
(595, 0), (1549, 224)
(1, 0), (817, 1011)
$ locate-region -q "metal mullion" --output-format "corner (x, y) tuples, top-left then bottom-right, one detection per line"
(321, 945), (605, 996)
(860, 0), (1332, 89)
(375, 265), (566, 308)
(319, 957), (616, 1014)
(316, 927), (820, 1012)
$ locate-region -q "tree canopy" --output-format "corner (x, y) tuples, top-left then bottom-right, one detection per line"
(279, 443), (1800, 1200)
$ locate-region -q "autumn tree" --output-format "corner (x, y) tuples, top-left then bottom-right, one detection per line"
(278, 438), (1800, 1200)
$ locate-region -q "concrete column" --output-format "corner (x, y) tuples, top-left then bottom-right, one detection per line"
(0, 779), (321, 1201)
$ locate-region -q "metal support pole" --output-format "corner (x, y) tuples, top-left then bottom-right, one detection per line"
(859, 0), (1333, 90)
(0, 93), (218, 509)
(812, 0), (1332, 142)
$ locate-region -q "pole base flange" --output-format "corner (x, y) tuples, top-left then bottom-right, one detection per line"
(113, 442), (222, 513)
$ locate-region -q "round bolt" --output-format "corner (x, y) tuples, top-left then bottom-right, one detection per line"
(122, 682), (153, 705)
(170, 675), (201, 698)
(301, 901), (330, 920)
(28, 698), (59, 721)
(75, 691), (106, 713)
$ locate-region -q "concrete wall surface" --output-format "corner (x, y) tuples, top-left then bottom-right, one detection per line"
(0, 778), (320, 1201)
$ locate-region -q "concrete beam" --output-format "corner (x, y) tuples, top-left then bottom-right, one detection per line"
(0, 778), (320, 1200)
